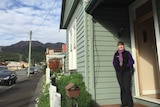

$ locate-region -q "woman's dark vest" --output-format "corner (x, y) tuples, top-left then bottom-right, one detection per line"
(114, 51), (132, 72)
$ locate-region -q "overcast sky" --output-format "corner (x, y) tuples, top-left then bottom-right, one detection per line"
(0, 0), (66, 46)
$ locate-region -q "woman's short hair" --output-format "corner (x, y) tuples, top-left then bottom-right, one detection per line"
(117, 41), (124, 46)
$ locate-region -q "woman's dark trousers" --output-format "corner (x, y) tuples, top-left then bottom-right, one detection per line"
(116, 71), (133, 107)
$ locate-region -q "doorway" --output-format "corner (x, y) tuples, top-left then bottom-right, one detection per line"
(134, 11), (160, 96)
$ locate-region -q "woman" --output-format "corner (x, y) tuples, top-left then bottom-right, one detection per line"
(113, 41), (134, 107)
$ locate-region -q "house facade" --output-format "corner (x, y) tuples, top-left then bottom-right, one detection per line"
(60, 0), (160, 106)
(7, 61), (28, 71)
(45, 48), (65, 72)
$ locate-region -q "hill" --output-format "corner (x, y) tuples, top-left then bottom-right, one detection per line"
(0, 41), (64, 63)
(2, 41), (63, 51)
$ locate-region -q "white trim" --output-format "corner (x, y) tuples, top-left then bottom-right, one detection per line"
(129, 0), (150, 96)
(152, 0), (160, 74)
(129, 0), (160, 97)
(129, 7), (140, 96)
(142, 90), (160, 95)
(134, 96), (160, 104)
(68, 19), (77, 70)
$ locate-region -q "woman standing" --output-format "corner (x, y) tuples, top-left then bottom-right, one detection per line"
(113, 41), (134, 107)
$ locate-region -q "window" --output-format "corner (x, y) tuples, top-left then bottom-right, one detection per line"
(68, 20), (77, 70)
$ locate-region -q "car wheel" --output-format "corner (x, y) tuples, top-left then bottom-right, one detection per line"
(13, 80), (16, 84)
(8, 80), (12, 86)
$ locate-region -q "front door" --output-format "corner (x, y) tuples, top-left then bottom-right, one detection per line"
(135, 15), (160, 95)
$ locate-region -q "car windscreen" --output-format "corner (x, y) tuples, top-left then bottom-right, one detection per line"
(0, 70), (12, 76)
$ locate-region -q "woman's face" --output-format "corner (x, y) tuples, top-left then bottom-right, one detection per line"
(118, 44), (124, 51)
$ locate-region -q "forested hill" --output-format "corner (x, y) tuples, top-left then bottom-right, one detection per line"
(0, 41), (64, 63)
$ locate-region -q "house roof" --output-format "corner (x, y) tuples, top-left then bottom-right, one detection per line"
(60, 0), (135, 29)
(60, 0), (79, 29)
(85, 0), (135, 14)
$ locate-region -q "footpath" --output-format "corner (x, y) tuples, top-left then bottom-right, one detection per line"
(28, 72), (43, 107)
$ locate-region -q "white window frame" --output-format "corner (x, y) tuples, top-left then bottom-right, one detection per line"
(68, 20), (77, 70)
(129, 0), (160, 104)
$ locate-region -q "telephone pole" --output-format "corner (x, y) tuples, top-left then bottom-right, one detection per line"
(27, 31), (32, 78)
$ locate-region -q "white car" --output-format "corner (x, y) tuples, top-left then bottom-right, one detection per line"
(33, 68), (38, 72)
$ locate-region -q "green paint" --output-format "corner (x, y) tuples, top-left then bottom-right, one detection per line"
(88, 14), (96, 100)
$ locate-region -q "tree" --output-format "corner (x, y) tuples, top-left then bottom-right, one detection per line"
(49, 58), (60, 73)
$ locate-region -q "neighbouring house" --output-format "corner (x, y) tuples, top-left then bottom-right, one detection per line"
(60, 0), (160, 106)
(45, 48), (62, 55)
(7, 61), (28, 71)
(45, 48), (65, 72)
(62, 43), (67, 53)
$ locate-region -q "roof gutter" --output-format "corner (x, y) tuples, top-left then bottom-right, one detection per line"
(60, 0), (79, 29)
(60, 0), (66, 29)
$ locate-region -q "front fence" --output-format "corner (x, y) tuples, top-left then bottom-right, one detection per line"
(46, 68), (79, 107)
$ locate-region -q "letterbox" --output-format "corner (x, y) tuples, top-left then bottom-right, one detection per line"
(65, 83), (80, 98)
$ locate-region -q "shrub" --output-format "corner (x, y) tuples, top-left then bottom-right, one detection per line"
(38, 84), (50, 107)
(42, 64), (47, 74)
(56, 72), (92, 107)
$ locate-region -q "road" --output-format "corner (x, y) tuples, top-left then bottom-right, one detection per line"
(0, 71), (43, 107)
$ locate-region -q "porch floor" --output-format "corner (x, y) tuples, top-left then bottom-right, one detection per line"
(144, 94), (160, 99)
(100, 103), (148, 107)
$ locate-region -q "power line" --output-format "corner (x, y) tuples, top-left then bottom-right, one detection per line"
(32, 0), (56, 34)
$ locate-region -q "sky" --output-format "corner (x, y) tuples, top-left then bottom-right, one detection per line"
(0, 0), (66, 46)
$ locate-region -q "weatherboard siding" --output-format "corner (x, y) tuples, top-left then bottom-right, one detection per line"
(62, 0), (75, 27)
(75, 1), (85, 79)
(92, 7), (133, 105)
(86, 14), (95, 95)
(76, 3), (85, 76)
(65, 0), (86, 77)
(63, 0), (75, 72)
(65, 29), (69, 71)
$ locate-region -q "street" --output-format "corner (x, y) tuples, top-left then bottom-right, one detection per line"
(0, 70), (43, 107)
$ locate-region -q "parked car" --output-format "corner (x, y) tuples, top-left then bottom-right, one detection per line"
(26, 68), (34, 74)
(0, 70), (17, 86)
(0, 66), (7, 70)
(33, 68), (38, 72)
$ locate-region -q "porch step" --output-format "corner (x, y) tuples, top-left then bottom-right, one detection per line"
(99, 103), (148, 107)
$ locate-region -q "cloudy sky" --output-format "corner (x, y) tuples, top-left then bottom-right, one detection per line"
(0, 0), (66, 46)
